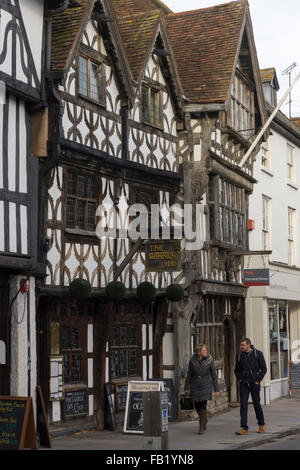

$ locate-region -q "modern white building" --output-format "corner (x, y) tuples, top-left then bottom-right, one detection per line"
(246, 68), (300, 403)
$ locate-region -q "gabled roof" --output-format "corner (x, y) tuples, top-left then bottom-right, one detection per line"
(165, 1), (248, 104)
(116, 10), (162, 82)
(111, 0), (171, 17)
(260, 68), (280, 90)
(50, 0), (95, 71)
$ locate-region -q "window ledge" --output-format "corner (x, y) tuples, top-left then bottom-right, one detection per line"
(286, 180), (298, 190)
(261, 166), (274, 177)
(65, 228), (98, 238)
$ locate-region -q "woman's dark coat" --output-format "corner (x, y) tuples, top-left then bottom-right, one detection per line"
(184, 354), (220, 402)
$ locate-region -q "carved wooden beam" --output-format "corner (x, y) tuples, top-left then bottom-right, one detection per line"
(113, 239), (143, 282)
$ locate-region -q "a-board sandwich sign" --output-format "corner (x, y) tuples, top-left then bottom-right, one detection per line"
(0, 396), (37, 450)
(123, 381), (164, 434)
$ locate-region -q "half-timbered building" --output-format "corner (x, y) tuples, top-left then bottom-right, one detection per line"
(37, 0), (185, 429)
(165, 0), (268, 412)
(0, 0), (44, 400)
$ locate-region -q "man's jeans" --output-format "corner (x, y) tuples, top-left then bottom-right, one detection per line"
(240, 382), (265, 431)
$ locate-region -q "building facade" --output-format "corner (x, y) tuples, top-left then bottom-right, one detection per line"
(0, 0), (44, 403)
(247, 67), (300, 403)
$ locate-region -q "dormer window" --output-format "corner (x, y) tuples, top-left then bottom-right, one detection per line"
(141, 84), (161, 128)
(230, 73), (255, 141)
(78, 56), (100, 102)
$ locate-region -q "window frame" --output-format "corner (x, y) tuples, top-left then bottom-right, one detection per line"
(208, 174), (246, 249)
(288, 207), (296, 266)
(230, 71), (255, 141)
(287, 144), (295, 182)
(262, 195), (271, 251)
(65, 169), (99, 233)
(77, 52), (105, 106)
(141, 82), (162, 129)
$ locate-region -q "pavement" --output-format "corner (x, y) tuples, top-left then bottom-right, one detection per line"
(41, 395), (300, 451)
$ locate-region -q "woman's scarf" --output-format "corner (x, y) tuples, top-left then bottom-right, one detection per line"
(191, 353), (213, 368)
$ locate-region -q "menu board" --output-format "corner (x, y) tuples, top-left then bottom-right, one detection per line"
(0, 396), (37, 450)
(289, 363), (300, 391)
(123, 381), (163, 434)
(49, 356), (64, 401)
(115, 383), (128, 411)
(64, 390), (89, 417)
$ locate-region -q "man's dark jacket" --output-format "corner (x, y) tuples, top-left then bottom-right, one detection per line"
(234, 346), (267, 385)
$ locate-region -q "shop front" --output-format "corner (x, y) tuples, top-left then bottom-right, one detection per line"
(245, 255), (300, 403)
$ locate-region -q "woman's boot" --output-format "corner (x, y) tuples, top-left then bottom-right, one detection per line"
(199, 410), (207, 433)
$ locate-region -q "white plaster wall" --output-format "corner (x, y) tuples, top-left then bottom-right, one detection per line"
(249, 129), (300, 267)
(19, 0), (44, 81)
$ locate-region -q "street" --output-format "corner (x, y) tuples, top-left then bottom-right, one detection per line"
(248, 433), (300, 451)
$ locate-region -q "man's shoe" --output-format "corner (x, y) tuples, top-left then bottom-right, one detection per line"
(258, 425), (266, 433)
(235, 428), (248, 435)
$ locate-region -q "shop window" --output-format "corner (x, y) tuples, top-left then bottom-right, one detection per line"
(66, 170), (98, 231)
(193, 297), (223, 361)
(269, 301), (289, 380)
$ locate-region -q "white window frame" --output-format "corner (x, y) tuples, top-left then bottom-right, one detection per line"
(287, 144), (295, 182)
(288, 207), (296, 266)
(262, 196), (271, 251)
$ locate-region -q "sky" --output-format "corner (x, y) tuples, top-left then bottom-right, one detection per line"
(164, 0), (300, 117)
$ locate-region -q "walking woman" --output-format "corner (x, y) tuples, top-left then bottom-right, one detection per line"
(184, 344), (220, 434)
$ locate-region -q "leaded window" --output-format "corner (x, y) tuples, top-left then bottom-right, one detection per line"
(78, 56), (100, 102)
(110, 325), (139, 379)
(141, 84), (161, 127)
(230, 72), (255, 141)
(193, 297), (223, 361)
(66, 171), (98, 231)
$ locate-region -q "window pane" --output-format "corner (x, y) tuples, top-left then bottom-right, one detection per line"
(87, 202), (96, 231)
(87, 177), (96, 199)
(72, 352), (81, 383)
(111, 350), (118, 379)
(62, 327), (71, 349)
(129, 350), (138, 376)
(72, 328), (80, 348)
(150, 89), (159, 125)
(269, 303), (279, 380)
(120, 327), (128, 347)
(141, 86), (149, 122)
(66, 198), (75, 228)
(77, 200), (85, 229)
(129, 327), (136, 346)
(90, 62), (100, 101)
(77, 175), (86, 198)
(64, 353), (70, 384)
(79, 56), (88, 96)
(68, 173), (76, 195)
(119, 349), (128, 377)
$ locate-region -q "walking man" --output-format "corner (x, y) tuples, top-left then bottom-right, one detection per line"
(234, 338), (267, 435)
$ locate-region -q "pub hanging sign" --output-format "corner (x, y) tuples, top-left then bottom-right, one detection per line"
(146, 241), (181, 272)
(244, 269), (270, 287)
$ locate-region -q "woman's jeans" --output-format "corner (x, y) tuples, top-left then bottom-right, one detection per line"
(240, 382), (265, 430)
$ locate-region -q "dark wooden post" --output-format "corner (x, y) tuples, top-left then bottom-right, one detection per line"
(143, 391), (168, 450)
(93, 300), (112, 431)
(153, 298), (169, 379)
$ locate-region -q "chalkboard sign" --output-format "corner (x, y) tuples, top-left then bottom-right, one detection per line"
(123, 381), (163, 434)
(104, 383), (117, 431)
(64, 390), (89, 417)
(0, 396), (37, 450)
(289, 363), (300, 393)
(151, 378), (177, 421)
(36, 386), (51, 448)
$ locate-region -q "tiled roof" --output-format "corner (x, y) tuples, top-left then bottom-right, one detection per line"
(116, 10), (161, 81)
(165, 1), (248, 104)
(51, 0), (95, 71)
(111, 0), (171, 17)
